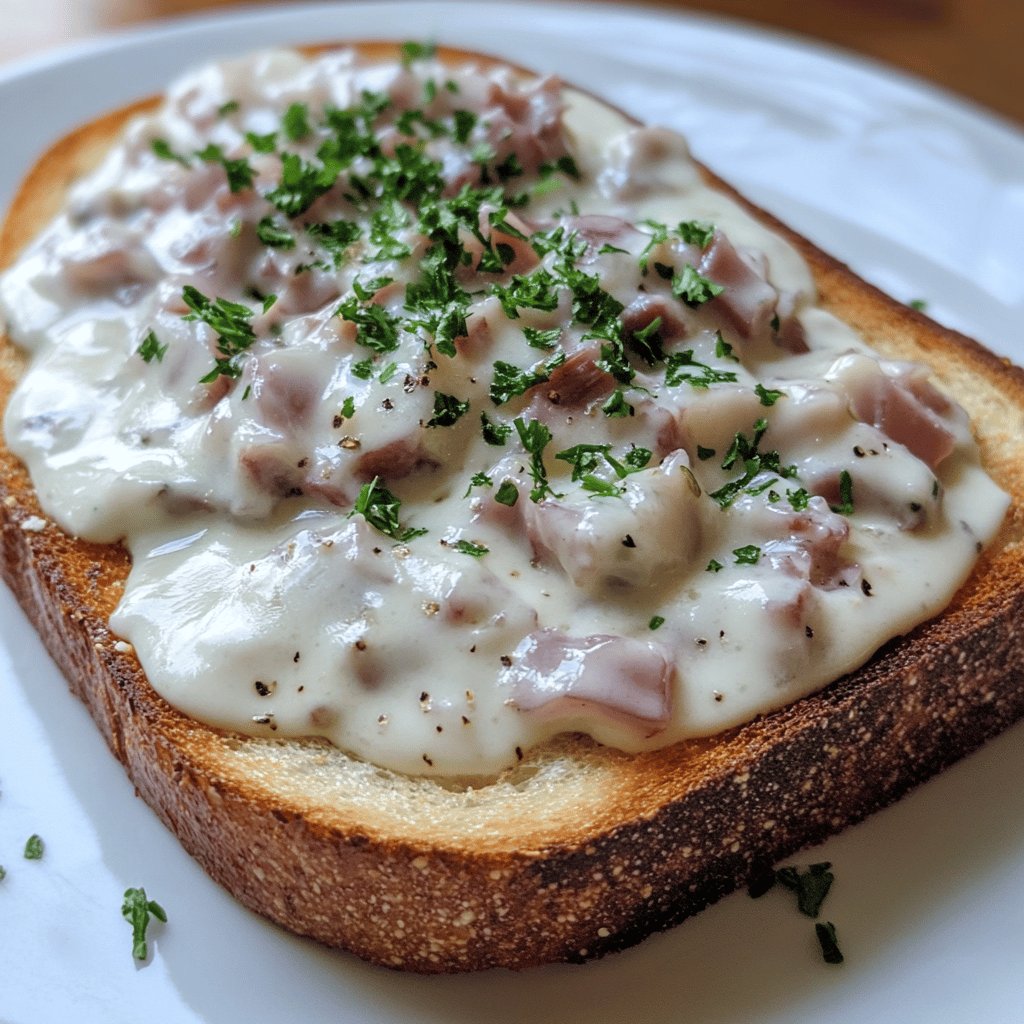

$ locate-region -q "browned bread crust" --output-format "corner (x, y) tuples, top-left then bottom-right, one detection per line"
(2, 43), (1023, 973)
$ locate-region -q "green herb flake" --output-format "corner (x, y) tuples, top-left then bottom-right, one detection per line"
(256, 216), (296, 248)
(245, 130), (278, 154)
(494, 480), (519, 506)
(151, 138), (190, 167)
(426, 392), (470, 428)
(714, 331), (739, 362)
(489, 352), (565, 406)
(665, 349), (738, 389)
(217, 99), (240, 117)
(677, 219), (715, 249)
(452, 109), (478, 144)
(514, 416), (559, 502)
(23, 834), (44, 860)
(671, 264), (725, 307)
(336, 295), (401, 354)
(706, 559), (724, 573)
(787, 487), (810, 511)
(137, 330), (168, 364)
(815, 921), (844, 965)
(775, 861), (835, 918)
(282, 102), (311, 141)
(601, 388), (634, 418)
(648, 615), (666, 630)
(400, 40), (437, 67)
(909, 298), (928, 312)
(733, 544), (761, 566)
(830, 470), (855, 516)
(523, 326), (561, 351)
(121, 887), (167, 961)
(454, 539), (489, 557)
(696, 445), (716, 461)
(755, 382), (785, 407)
(349, 477), (427, 542)
(0, 865), (6, 881)
(195, 143), (255, 193)
(481, 412), (512, 446)
(182, 285), (257, 382)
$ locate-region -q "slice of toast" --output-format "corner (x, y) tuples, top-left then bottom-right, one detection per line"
(1, 43), (1023, 973)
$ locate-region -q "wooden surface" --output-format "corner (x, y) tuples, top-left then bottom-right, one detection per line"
(0, 0), (1021, 127)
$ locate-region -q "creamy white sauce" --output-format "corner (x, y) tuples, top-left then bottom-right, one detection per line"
(0, 49), (1007, 776)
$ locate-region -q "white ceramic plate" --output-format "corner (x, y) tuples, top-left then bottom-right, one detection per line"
(1, 4), (1022, 1023)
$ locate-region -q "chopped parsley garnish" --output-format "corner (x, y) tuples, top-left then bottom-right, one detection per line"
(338, 396), (356, 421)
(182, 285), (257, 382)
(265, 151), (341, 216)
(195, 143), (255, 193)
(452, 109), (478, 144)
(774, 862), (835, 918)
(454, 539), (488, 557)
(664, 349), (739, 389)
(480, 412), (512, 446)
(217, 99), (240, 117)
(245, 130), (278, 154)
(523, 326), (561, 350)
(697, 445), (716, 461)
(830, 470), (855, 515)
(150, 137), (189, 167)
(494, 480), (519, 506)
(627, 315), (665, 364)
(755, 382), (785, 406)
(648, 615), (666, 630)
(489, 352), (566, 405)
(137, 330), (168, 364)
(908, 298), (928, 312)
(23, 834), (43, 860)
(676, 219), (715, 249)
(400, 40), (437, 67)
(307, 219), (362, 266)
(732, 544), (761, 565)
(787, 487), (810, 511)
(715, 332), (739, 361)
(815, 922), (844, 965)
(513, 417), (559, 502)
(710, 418), (798, 508)
(350, 477), (426, 542)
(492, 269), (561, 318)
(601, 389), (635, 418)
(426, 391), (470, 427)
(706, 559), (724, 573)
(671, 264), (725, 307)
(122, 887), (167, 961)
(555, 442), (651, 496)
(282, 101), (311, 141)
(256, 216), (296, 248)
(336, 295), (401, 353)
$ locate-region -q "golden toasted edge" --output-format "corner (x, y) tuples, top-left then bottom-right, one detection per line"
(2, 41), (1024, 972)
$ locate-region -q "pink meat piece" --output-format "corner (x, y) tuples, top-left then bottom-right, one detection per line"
(699, 231), (781, 341)
(501, 629), (674, 729)
(751, 496), (858, 590)
(620, 294), (689, 350)
(354, 436), (439, 481)
(544, 342), (615, 408)
(848, 362), (957, 469)
(249, 354), (321, 432)
(560, 214), (647, 264)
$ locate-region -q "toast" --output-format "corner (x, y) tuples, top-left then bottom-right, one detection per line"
(1, 42), (1023, 974)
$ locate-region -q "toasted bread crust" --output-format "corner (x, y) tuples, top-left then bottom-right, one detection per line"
(2, 43), (1023, 972)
